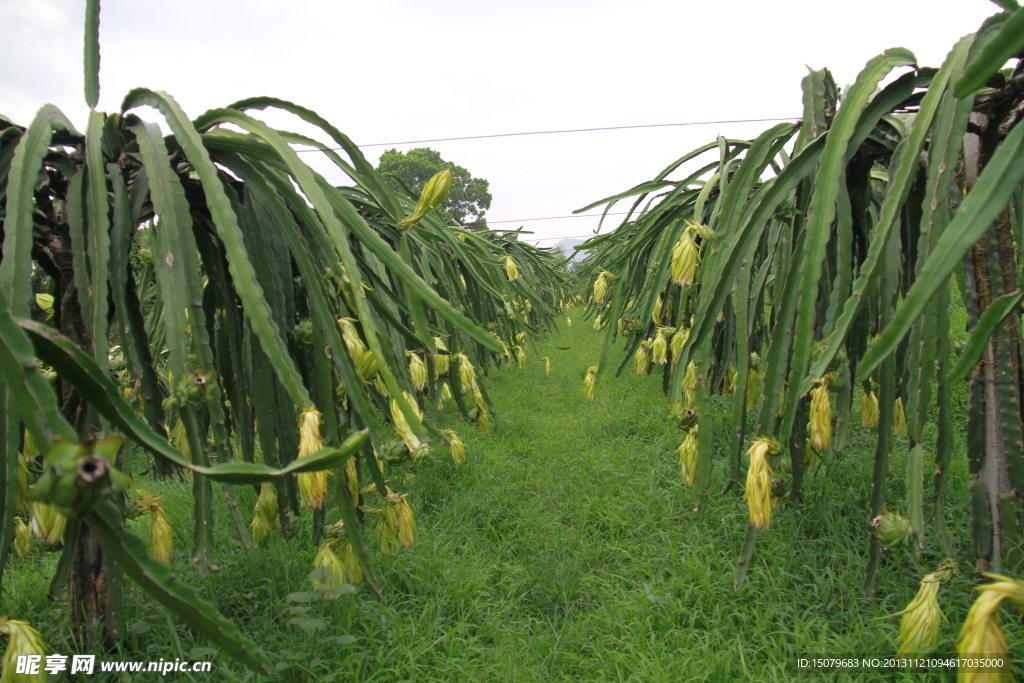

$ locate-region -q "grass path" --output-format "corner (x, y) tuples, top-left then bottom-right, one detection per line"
(2, 313), (989, 682)
(336, 315), (977, 682)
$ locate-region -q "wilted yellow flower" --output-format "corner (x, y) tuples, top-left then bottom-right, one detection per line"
(651, 329), (669, 365)
(683, 361), (698, 404)
(670, 228), (701, 285)
(170, 418), (191, 463)
(634, 342), (651, 376)
(745, 367), (760, 411)
(804, 440), (820, 470)
(744, 437), (778, 529)
(774, 381), (787, 418)
(503, 255), (519, 281)
(722, 362), (737, 396)
(250, 483), (278, 545)
(337, 318), (367, 360)
(344, 456), (359, 507)
(438, 381), (453, 409)
(30, 502), (65, 547)
(543, 357), (552, 375)
(149, 503), (174, 564)
(16, 451), (30, 514)
(358, 350), (379, 382)
(336, 535), (362, 585)
(583, 365), (598, 400)
(475, 405), (492, 434)
(13, 518), (30, 561)
(652, 293), (663, 325)
(377, 509), (399, 556)
(894, 397), (907, 435)
(297, 408), (328, 511)
(391, 392), (425, 453)
(670, 327), (689, 366)
(22, 430), (39, 458)
(456, 352), (477, 392)
(444, 430), (465, 465)
(956, 575), (1021, 682)
(407, 352), (427, 391)
(311, 539), (346, 591)
(593, 271), (610, 303)
(374, 375), (390, 398)
(299, 408), (324, 458)
(861, 390), (879, 428)
(376, 489), (414, 554)
(391, 492), (415, 549)
(471, 386), (488, 415)
(893, 560), (956, 655)
(0, 617), (47, 683)
(298, 471), (328, 511)
(516, 346), (527, 369)
(678, 426), (699, 487)
(433, 338), (450, 378)
(809, 381), (832, 451)
(565, 316), (572, 327)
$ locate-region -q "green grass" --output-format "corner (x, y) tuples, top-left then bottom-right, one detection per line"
(3, 311), (1015, 682)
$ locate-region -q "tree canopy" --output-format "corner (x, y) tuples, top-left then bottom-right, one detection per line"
(377, 147), (492, 230)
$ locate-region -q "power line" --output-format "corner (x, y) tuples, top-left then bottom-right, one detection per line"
(293, 117), (798, 153)
(488, 211), (632, 225)
(530, 234), (599, 243)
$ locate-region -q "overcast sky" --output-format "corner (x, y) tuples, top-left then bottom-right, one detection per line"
(0, 0), (1001, 246)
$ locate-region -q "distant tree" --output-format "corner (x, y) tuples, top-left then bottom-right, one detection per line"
(377, 148), (492, 230)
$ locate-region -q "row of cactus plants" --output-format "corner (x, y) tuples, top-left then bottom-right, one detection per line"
(574, 0), (1024, 669)
(0, 0), (568, 674)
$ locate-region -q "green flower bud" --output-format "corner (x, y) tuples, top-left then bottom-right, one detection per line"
(398, 169), (453, 228)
